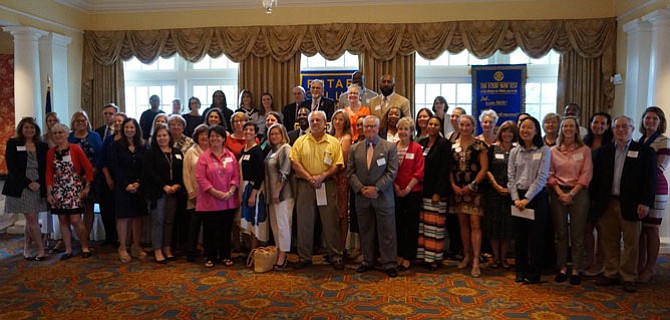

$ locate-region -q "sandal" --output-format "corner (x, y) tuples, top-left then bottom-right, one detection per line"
(204, 260), (215, 268)
(223, 259), (234, 266)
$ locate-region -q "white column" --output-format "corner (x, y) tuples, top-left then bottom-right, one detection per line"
(2, 26), (48, 125)
(622, 18), (652, 125)
(643, 8), (670, 252)
(39, 32), (72, 122)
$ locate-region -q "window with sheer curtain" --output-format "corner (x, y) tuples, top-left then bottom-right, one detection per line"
(415, 48), (560, 131)
(123, 55), (238, 119)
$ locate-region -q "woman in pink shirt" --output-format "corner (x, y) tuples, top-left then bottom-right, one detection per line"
(196, 125), (240, 268)
(548, 116), (593, 285)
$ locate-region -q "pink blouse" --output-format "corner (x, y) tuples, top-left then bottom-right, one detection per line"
(548, 144), (593, 188)
(195, 148), (240, 212)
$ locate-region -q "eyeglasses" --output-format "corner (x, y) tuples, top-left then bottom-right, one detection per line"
(614, 124), (632, 130)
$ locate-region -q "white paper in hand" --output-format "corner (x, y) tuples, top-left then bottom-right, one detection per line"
(511, 206), (535, 220)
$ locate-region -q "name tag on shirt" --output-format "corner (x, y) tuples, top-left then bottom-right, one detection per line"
(495, 153), (504, 160)
(223, 158), (233, 164)
(324, 157), (332, 166)
(16, 146), (26, 152)
(405, 153), (415, 160)
(62, 155), (72, 162)
(627, 150), (639, 158)
(377, 158), (386, 166)
(374, 104), (381, 111)
(268, 153), (277, 158)
(572, 153), (583, 161)
(532, 153), (542, 161)
(242, 154), (251, 161)
(175, 154), (182, 160)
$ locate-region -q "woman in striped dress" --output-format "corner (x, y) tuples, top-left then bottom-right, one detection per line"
(417, 116), (452, 270)
(637, 106), (670, 283)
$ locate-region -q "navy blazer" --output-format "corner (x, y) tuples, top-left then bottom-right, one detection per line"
(2, 138), (48, 197)
(590, 140), (657, 221)
(300, 97), (335, 122)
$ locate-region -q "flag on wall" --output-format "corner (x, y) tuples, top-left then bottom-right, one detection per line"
(45, 86), (52, 114)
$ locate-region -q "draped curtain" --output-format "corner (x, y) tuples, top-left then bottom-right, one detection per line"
(82, 18), (616, 127)
(557, 50), (615, 120)
(362, 52), (415, 115)
(81, 37), (125, 128)
(238, 54), (301, 114)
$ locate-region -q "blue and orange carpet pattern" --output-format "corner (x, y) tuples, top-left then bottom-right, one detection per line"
(0, 234), (669, 319)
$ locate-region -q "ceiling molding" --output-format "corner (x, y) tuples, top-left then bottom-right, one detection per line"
(55, 0), (536, 14)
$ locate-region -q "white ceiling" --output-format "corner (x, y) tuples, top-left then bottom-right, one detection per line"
(55, 0), (526, 13)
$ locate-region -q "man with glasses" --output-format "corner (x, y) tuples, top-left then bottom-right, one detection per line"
(338, 71), (377, 109)
(591, 115), (656, 293)
(300, 79), (335, 122)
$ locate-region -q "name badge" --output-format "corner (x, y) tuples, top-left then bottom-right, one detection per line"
(572, 153), (583, 161)
(324, 157), (332, 166)
(532, 153), (542, 161)
(268, 153), (277, 158)
(242, 154), (251, 161)
(627, 150), (639, 158)
(62, 155), (72, 162)
(377, 158), (386, 166)
(405, 153), (415, 160)
(223, 158), (233, 164)
(423, 151), (428, 157)
(175, 154), (182, 160)
(495, 153), (504, 160)
(16, 146), (26, 152)
(374, 104), (381, 111)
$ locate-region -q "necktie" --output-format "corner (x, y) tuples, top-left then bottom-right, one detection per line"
(366, 143), (374, 169)
(382, 96), (388, 109)
(312, 99), (318, 111)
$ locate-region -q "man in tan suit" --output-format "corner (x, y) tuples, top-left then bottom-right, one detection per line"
(369, 74), (411, 129)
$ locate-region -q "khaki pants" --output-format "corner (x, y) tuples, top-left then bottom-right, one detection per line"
(598, 198), (641, 282)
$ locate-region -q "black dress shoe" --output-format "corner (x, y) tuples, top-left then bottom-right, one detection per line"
(155, 258), (168, 264)
(293, 260), (312, 270)
(555, 272), (568, 283)
(356, 264), (373, 273)
(332, 260), (344, 270)
(60, 252), (73, 261)
(570, 274), (581, 285)
(515, 274), (525, 283)
(595, 275), (619, 286)
(522, 277), (542, 285)
(81, 251), (92, 259)
(166, 256), (177, 261)
(33, 255), (48, 261)
(386, 267), (398, 278)
(23, 255), (35, 261)
(622, 281), (637, 293)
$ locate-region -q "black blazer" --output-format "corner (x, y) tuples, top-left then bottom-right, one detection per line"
(142, 146), (184, 201)
(2, 138), (48, 197)
(590, 140), (657, 221)
(282, 102), (301, 131)
(419, 136), (452, 198)
(95, 125), (110, 141)
(300, 97), (335, 121)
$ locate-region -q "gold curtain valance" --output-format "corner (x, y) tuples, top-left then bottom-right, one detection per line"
(84, 18), (615, 65)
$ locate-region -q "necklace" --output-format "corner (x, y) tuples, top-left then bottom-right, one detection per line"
(162, 148), (173, 181)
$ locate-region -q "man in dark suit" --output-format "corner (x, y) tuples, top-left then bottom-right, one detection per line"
(591, 115), (657, 293)
(94, 102), (119, 246)
(288, 107), (310, 146)
(95, 103), (119, 141)
(282, 86), (305, 131)
(300, 79), (335, 121)
(347, 115), (399, 277)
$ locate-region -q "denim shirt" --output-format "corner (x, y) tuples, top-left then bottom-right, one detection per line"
(508, 144), (550, 201)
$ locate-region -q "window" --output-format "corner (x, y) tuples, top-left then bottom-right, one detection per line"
(415, 48), (560, 132)
(301, 52), (359, 70)
(123, 55), (238, 119)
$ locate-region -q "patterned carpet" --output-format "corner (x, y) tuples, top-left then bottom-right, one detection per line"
(0, 233), (669, 320)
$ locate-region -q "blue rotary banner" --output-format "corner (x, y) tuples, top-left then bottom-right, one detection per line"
(471, 64), (526, 134)
(300, 70), (356, 104)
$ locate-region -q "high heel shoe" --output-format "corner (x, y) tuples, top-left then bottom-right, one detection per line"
(131, 246), (148, 259)
(471, 265), (481, 278)
(118, 249), (132, 263)
(457, 257), (472, 269)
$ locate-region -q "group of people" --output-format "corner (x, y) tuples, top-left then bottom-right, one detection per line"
(3, 71), (666, 293)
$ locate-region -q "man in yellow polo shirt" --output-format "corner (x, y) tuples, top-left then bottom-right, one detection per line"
(290, 110), (345, 270)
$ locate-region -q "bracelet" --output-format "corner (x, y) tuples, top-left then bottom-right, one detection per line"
(568, 191), (576, 198)
(468, 182), (478, 192)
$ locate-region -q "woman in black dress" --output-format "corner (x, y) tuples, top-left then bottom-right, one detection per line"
(111, 118), (148, 263)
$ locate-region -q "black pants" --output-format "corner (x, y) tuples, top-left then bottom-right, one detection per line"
(201, 209), (235, 262)
(98, 185), (117, 244)
(186, 209), (203, 257)
(514, 189), (549, 282)
(171, 193), (189, 251)
(395, 191), (422, 260)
